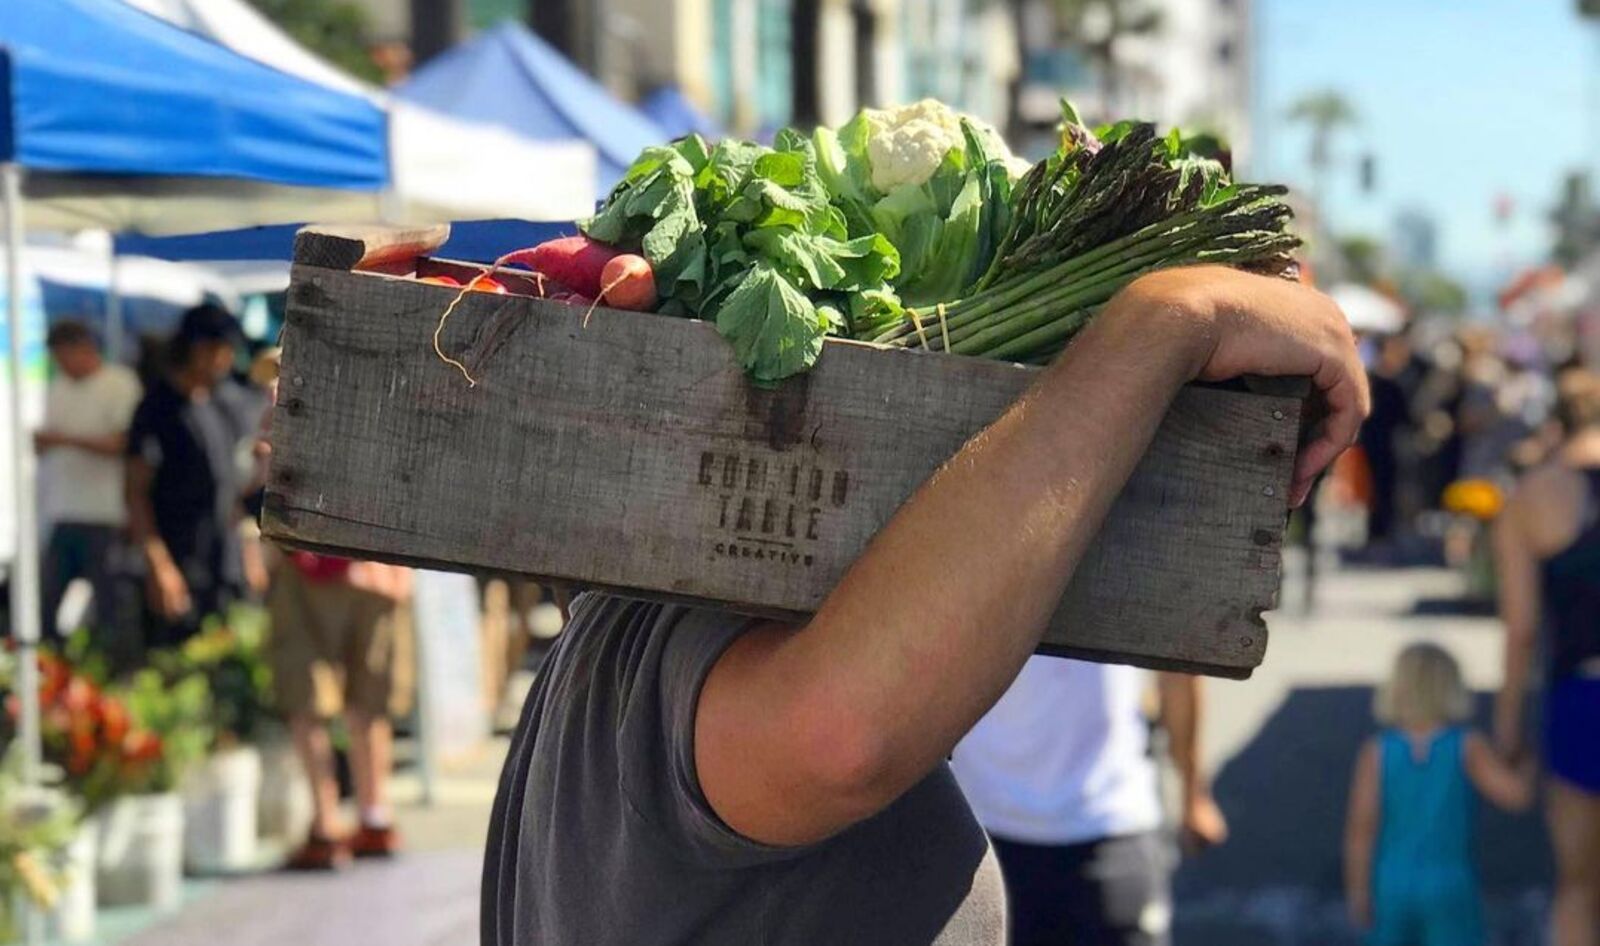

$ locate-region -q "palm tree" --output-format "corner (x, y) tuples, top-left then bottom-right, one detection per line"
(1053, 0), (1164, 116)
(1286, 90), (1357, 211)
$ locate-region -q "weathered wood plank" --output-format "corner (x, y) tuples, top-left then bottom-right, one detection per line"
(293, 224), (452, 273)
(263, 265), (1301, 678)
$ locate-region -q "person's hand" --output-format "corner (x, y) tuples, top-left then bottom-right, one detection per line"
(1347, 888), (1372, 930)
(148, 559), (192, 620)
(1493, 720), (1523, 762)
(33, 430), (63, 453)
(242, 547), (270, 598)
(1512, 752), (1539, 795)
(1180, 792), (1229, 855)
(1115, 266), (1370, 506)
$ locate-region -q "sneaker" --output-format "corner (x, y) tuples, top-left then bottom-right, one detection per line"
(350, 823), (401, 859)
(285, 833), (351, 871)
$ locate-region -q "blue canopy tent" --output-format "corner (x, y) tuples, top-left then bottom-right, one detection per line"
(0, 0), (389, 231)
(640, 85), (724, 141)
(397, 22), (666, 194)
(0, 0), (392, 819)
(115, 218), (572, 266)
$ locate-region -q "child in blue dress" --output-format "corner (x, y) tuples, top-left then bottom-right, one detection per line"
(1344, 642), (1534, 946)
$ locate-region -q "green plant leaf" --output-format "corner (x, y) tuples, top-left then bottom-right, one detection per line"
(715, 264), (828, 384)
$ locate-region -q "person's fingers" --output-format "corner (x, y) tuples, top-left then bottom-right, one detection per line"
(1290, 347), (1369, 505)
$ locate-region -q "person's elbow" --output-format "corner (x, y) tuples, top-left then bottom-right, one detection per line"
(699, 633), (904, 846)
(789, 698), (901, 829)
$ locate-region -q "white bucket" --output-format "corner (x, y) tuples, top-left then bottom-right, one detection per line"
(48, 822), (96, 942)
(256, 739), (313, 844)
(182, 746), (263, 874)
(95, 793), (184, 910)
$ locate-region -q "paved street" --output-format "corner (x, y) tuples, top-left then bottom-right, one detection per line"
(1175, 551), (1549, 945)
(119, 558), (1552, 945)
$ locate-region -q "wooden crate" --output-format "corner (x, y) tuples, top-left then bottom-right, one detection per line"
(262, 226), (1303, 678)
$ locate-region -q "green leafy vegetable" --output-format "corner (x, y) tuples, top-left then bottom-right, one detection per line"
(716, 264), (829, 385)
(581, 126), (906, 384)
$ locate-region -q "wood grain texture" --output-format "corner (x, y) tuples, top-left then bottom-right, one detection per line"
(264, 265), (1302, 678)
(293, 224), (452, 272)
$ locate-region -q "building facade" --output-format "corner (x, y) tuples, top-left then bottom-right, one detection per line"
(606, 0), (1019, 135)
(355, 0), (1018, 135)
(1013, 0), (1253, 167)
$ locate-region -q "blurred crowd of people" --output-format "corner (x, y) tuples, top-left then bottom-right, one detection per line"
(30, 306), (508, 872)
(1329, 305), (1600, 946)
(1345, 319), (1575, 573)
(20, 290), (1600, 943)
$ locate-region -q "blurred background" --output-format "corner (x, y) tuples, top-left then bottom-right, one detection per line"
(2, 1), (1598, 944)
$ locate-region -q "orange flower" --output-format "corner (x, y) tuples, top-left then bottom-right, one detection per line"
(37, 654), (68, 705)
(60, 677), (95, 715)
(123, 731), (162, 764)
(1443, 479), (1504, 521)
(96, 695), (130, 746)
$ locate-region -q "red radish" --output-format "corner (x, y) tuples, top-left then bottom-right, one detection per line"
(469, 276), (508, 294)
(597, 255), (657, 311)
(499, 236), (622, 298)
(419, 275), (461, 287)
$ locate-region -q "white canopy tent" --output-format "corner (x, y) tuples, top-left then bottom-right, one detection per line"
(1327, 282), (1407, 335)
(121, 0), (598, 229)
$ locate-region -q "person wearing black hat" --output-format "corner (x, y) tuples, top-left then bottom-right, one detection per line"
(124, 304), (258, 650)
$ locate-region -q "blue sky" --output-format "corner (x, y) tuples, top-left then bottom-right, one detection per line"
(1255, 0), (1595, 287)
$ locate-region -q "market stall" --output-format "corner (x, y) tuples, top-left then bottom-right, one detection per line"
(397, 21), (667, 194)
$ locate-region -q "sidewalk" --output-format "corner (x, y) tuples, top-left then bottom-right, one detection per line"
(111, 732), (510, 946)
(112, 561), (1551, 945)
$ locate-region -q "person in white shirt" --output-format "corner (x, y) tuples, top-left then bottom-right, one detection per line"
(952, 659), (1228, 946)
(36, 321), (142, 639)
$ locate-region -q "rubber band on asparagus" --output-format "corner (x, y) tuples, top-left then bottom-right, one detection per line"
(908, 307), (931, 350)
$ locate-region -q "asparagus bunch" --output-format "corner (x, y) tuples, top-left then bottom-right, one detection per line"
(869, 116), (1301, 363)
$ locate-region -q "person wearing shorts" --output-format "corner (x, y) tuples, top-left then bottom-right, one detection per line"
(269, 552), (414, 870)
(1495, 368), (1600, 946)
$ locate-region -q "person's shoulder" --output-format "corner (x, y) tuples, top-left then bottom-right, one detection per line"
(1363, 731), (1393, 761)
(101, 364), (142, 395)
(1508, 460), (1582, 525)
(1516, 459), (1576, 494)
(100, 362), (138, 383)
(133, 377), (177, 412)
(565, 594), (747, 641)
(215, 378), (266, 419)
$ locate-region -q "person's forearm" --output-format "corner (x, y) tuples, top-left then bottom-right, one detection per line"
(770, 302), (1208, 809)
(126, 466), (173, 570)
(1160, 673), (1207, 802)
(1344, 837), (1371, 908)
(1494, 628), (1533, 753)
(72, 432), (127, 457)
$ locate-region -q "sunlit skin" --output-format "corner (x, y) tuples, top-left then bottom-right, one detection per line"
(1495, 415), (1600, 946)
(690, 266), (1369, 849)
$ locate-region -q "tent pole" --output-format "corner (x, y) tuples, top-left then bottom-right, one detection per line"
(106, 244), (123, 362)
(4, 162), (46, 946)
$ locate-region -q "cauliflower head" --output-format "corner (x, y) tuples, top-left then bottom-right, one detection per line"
(862, 99), (966, 191)
(862, 99), (1026, 192)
